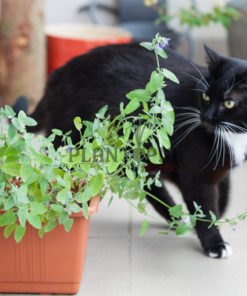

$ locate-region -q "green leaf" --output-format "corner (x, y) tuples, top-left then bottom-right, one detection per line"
(59, 211), (69, 225)
(176, 223), (191, 237)
(138, 202), (147, 213)
(74, 117), (83, 131)
(140, 42), (153, 51)
(150, 71), (164, 93)
(45, 220), (57, 233)
(39, 226), (45, 238)
(124, 189), (139, 200)
(38, 194), (51, 203)
(140, 220), (149, 237)
(81, 186), (92, 203)
(56, 175), (67, 188)
(27, 212), (41, 229)
(5, 105), (16, 118)
(148, 147), (162, 164)
(72, 204), (81, 213)
(4, 196), (15, 210)
(37, 154), (53, 165)
(40, 177), (48, 195)
(46, 209), (58, 220)
(169, 204), (183, 219)
(4, 223), (18, 238)
(162, 111), (174, 136)
(71, 171), (87, 179)
(149, 106), (162, 114)
(5, 155), (19, 163)
(90, 173), (104, 196)
(156, 48), (167, 59)
(4, 145), (22, 157)
(157, 129), (171, 150)
(98, 105), (108, 116)
(14, 226), (26, 243)
(126, 169), (135, 181)
(190, 215), (197, 227)
(139, 191), (146, 202)
(64, 219), (74, 232)
(123, 121), (132, 141)
(0, 147), (6, 158)
(124, 98), (140, 114)
(162, 68), (179, 84)
(133, 126), (153, 144)
(80, 163), (90, 173)
(57, 189), (72, 202)
(20, 163), (33, 183)
(50, 204), (64, 213)
(22, 116), (37, 126)
(107, 151), (124, 173)
(8, 123), (18, 141)
(0, 210), (16, 226)
(52, 129), (63, 136)
(209, 210), (217, 221)
(108, 196), (114, 207)
(126, 89), (152, 102)
(18, 208), (27, 227)
(30, 202), (48, 214)
(1, 162), (21, 176)
(83, 202), (89, 219)
(17, 185), (30, 204)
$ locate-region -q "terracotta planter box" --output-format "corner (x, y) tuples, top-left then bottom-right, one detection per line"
(0, 194), (100, 294)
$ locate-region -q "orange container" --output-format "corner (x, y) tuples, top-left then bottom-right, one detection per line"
(45, 23), (133, 74)
(0, 194), (100, 294)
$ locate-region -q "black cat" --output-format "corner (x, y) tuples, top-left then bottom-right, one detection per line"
(14, 43), (247, 258)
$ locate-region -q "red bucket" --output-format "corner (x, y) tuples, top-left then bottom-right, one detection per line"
(45, 23), (132, 75)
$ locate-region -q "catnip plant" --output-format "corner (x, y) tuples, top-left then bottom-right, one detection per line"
(0, 34), (245, 243)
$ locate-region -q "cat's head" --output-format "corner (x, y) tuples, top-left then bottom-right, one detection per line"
(198, 45), (247, 134)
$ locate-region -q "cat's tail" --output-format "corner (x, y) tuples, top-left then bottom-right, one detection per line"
(12, 96), (45, 133)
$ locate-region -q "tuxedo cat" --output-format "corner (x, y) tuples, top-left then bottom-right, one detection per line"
(14, 43), (247, 258)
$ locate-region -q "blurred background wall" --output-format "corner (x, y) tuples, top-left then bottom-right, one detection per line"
(45, 0), (228, 40)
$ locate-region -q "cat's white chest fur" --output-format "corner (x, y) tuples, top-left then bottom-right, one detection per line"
(223, 132), (247, 166)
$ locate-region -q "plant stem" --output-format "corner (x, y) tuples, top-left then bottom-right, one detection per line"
(155, 52), (160, 72)
(126, 198), (170, 226)
(145, 190), (171, 209)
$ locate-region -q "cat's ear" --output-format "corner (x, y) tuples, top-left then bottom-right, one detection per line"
(204, 45), (221, 67)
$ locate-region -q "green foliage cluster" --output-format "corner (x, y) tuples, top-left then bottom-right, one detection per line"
(151, 2), (241, 29)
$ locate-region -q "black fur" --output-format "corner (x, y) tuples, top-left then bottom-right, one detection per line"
(15, 43), (247, 257)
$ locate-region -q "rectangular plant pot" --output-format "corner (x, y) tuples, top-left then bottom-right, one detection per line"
(0, 194), (100, 294)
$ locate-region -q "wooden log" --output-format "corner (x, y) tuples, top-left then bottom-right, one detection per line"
(0, 0), (46, 110)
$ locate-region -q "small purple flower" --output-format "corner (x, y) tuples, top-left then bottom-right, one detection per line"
(232, 227), (236, 231)
(155, 38), (170, 51)
(67, 145), (73, 154)
(161, 38), (170, 47)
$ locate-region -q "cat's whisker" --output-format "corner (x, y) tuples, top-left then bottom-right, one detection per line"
(188, 88), (206, 93)
(222, 121), (247, 133)
(214, 125), (223, 170)
(173, 121), (201, 149)
(182, 72), (208, 91)
(221, 125), (234, 169)
(219, 125), (226, 167)
(190, 62), (209, 88)
(175, 118), (200, 132)
(176, 112), (200, 118)
(201, 126), (219, 171)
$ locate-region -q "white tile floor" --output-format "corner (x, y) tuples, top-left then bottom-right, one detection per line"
(78, 163), (247, 296)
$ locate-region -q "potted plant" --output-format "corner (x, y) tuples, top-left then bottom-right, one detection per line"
(0, 34), (179, 294)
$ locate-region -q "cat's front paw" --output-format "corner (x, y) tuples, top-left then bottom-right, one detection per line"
(206, 242), (232, 259)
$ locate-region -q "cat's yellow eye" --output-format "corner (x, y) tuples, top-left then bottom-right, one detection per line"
(203, 93), (210, 101)
(224, 100), (236, 109)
